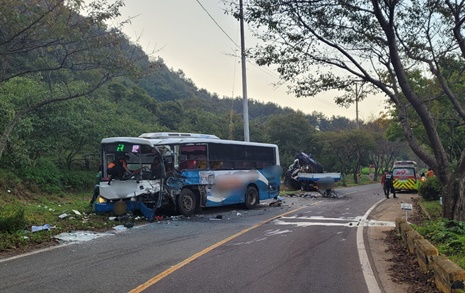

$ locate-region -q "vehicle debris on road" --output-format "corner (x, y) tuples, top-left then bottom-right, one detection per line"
(31, 224), (53, 232)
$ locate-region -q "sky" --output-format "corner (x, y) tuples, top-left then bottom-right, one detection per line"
(112, 0), (387, 121)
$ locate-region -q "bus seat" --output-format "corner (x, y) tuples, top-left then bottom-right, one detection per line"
(194, 160), (207, 169)
(179, 160), (196, 170)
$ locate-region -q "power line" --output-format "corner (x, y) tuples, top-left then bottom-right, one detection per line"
(195, 0), (239, 48)
(195, 0), (280, 80)
(194, 0), (370, 119)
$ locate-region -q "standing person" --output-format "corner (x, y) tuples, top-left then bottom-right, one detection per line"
(381, 169), (388, 196)
(426, 168), (435, 177)
(381, 169), (396, 199)
(90, 167), (102, 206)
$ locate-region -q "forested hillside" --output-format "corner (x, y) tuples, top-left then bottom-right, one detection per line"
(0, 0), (411, 195)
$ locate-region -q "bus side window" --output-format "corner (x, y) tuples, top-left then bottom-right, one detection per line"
(235, 161), (247, 169)
(244, 162), (256, 169)
(210, 161), (222, 169)
(221, 161), (234, 169)
(235, 161), (256, 169)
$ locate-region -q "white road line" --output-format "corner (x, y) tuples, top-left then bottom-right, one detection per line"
(276, 216), (395, 227)
(357, 198), (385, 293)
(281, 215), (362, 221)
(273, 218), (395, 228)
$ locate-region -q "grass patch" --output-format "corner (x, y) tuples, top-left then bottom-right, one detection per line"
(0, 167), (127, 255)
(420, 199), (442, 219)
(343, 174), (377, 187)
(0, 191), (143, 254)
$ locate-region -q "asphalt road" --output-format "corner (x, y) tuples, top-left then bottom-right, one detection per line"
(0, 184), (385, 293)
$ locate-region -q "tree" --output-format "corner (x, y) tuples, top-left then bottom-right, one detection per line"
(364, 117), (405, 180)
(317, 130), (375, 186)
(264, 111), (320, 166)
(0, 0), (149, 159)
(228, 1), (465, 220)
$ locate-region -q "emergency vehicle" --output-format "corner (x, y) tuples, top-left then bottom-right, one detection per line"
(392, 161), (421, 192)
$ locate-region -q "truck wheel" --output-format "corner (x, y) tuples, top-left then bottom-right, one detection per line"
(178, 189), (196, 217)
(244, 186), (258, 209)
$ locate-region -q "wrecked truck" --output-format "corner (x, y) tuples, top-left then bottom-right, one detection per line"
(284, 152), (340, 195)
(94, 133), (282, 220)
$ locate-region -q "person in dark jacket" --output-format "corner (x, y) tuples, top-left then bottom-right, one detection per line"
(151, 156), (165, 179)
(381, 169), (396, 199)
(107, 155), (130, 184)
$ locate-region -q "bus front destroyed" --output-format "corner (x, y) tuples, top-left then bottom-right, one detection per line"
(94, 133), (282, 221)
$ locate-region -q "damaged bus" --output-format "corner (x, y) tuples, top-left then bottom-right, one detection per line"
(94, 133), (282, 220)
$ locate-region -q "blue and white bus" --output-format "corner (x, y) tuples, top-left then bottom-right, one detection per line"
(94, 133), (282, 220)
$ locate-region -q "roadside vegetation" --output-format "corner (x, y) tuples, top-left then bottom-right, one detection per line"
(0, 167), (114, 254)
(414, 177), (465, 270)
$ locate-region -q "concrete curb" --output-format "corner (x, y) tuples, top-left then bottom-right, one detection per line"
(406, 230), (423, 254)
(415, 238), (438, 272)
(396, 218), (465, 293)
(433, 255), (465, 293)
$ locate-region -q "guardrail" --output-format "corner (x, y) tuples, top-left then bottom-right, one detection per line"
(396, 218), (465, 292)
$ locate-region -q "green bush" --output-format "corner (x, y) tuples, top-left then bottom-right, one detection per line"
(361, 167), (370, 175)
(21, 158), (62, 193)
(19, 159), (95, 194)
(0, 169), (22, 192)
(418, 176), (441, 201)
(0, 206), (27, 233)
(415, 219), (465, 258)
(60, 170), (95, 192)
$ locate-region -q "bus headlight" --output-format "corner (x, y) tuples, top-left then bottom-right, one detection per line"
(97, 196), (107, 204)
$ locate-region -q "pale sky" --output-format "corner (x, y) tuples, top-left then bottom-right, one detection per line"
(114, 0), (387, 121)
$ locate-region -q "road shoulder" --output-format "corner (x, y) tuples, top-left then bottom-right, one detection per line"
(367, 193), (417, 292)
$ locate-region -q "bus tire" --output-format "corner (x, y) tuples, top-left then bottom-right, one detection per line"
(244, 186), (258, 209)
(178, 188), (196, 217)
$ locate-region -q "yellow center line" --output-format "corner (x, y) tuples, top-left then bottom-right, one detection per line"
(129, 205), (312, 292)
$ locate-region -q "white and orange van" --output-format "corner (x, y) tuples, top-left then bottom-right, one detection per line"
(392, 161), (421, 192)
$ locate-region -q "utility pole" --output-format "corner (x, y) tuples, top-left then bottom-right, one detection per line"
(355, 83), (360, 129)
(239, 0), (250, 142)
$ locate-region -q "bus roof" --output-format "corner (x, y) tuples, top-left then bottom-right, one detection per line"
(139, 132), (219, 140)
(101, 136), (278, 148)
(147, 137), (278, 148)
(101, 137), (154, 146)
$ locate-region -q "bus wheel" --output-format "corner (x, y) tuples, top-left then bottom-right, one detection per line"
(244, 186), (258, 209)
(178, 189), (196, 217)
